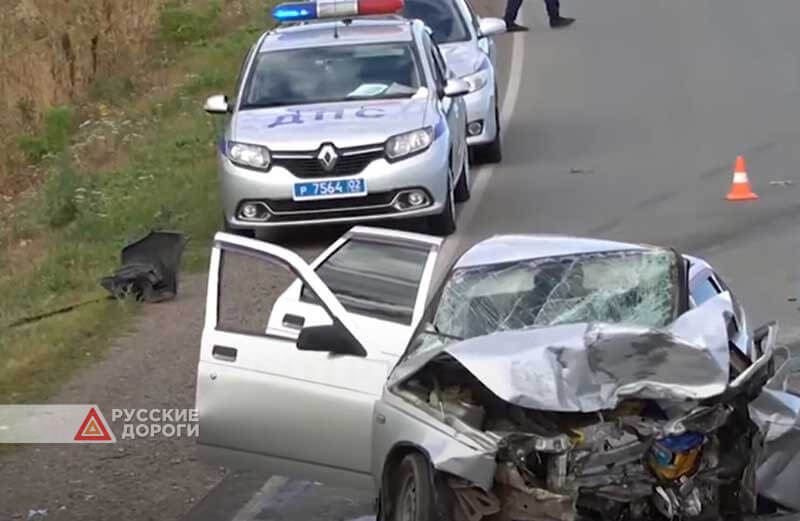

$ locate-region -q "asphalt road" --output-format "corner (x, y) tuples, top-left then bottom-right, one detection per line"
(186, 0), (800, 519)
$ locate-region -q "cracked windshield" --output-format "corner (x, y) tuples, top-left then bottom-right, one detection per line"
(421, 249), (680, 348)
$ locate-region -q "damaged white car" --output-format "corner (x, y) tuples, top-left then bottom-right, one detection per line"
(195, 229), (800, 521)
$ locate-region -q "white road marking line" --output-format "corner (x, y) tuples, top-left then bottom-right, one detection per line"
(230, 475), (289, 521)
(437, 7), (527, 276)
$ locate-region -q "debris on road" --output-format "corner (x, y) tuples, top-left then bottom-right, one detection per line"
(100, 231), (188, 303)
(769, 180), (794, 187)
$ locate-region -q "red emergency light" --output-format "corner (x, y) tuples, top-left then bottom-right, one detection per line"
(272, 0), (405, 22)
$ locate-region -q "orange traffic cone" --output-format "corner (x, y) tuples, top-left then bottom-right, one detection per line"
(726, 156), (759, 201)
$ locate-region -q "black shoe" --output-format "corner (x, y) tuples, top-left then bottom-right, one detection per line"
(505, 22), (529, 32)
(549, 16), (575, 28)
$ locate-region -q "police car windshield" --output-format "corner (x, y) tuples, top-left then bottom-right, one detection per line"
(403, 0), (470, 44)
(240, 43), (422, 109)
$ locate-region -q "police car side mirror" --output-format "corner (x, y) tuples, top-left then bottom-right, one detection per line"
(443, 79), (470, 98)
(204, 95), (230, 114)
(478, 17), (507, 37)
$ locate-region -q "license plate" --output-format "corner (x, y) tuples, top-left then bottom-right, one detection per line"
(292, 178), (367, 201)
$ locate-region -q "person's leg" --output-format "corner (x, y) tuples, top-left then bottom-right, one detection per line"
(544, 0), (560, 19)
(504, 0), (523, 24)
(547, 0), (574, 28)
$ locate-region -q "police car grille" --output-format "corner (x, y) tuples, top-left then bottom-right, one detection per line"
(272, 148), (384, 178)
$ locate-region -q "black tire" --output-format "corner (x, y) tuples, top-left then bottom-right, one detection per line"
(222, 213), (256, 238)
(391, 454), (438, 521)
(428, 177), (456, 236)
(453, 153), (471, 203)
(474, 103), (502, 164)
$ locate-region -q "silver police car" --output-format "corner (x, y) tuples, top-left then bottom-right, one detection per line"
(204, 15), (470, 236)
(403, 0), (506, 163)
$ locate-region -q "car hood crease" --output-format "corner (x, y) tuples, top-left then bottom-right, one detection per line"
(390, 293), (734, 413)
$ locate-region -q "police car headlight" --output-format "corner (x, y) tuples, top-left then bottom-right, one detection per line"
(462, 69), (490, 93)
(385, 127), (433, 161)
(228, 142), (271, 170)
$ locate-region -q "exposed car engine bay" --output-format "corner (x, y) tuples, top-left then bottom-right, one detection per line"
(397, 353), (771, 521)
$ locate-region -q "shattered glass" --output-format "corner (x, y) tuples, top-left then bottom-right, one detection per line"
(421, 250), (680, 348)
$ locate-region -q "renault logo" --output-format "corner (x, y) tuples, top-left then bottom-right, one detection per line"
(317, 144), (338, 172)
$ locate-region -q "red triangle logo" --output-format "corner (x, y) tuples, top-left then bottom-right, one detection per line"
(74, 407), (113, 441)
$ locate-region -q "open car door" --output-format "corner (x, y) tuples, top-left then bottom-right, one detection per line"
(267, 226), (442, 357)
(196, 232), (396, 489)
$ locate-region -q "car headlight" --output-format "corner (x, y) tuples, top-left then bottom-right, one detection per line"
(462, 68), (491, 93)
(227, 142), (271, 170)
(385, 127), (434, 161)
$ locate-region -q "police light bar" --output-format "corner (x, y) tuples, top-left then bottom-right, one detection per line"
(272, 0), (405, 22)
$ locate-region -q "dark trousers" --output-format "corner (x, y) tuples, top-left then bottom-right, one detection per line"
(504, 0), (559, 22)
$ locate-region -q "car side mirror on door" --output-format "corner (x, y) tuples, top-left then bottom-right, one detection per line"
(204, 94), (230, 114)
(443, 79), (471, 98)
(297, 322), (368, 357)
(478, 17), (507, 37)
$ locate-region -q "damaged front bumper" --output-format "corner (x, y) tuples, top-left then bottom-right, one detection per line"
(376, 301), (799, 521)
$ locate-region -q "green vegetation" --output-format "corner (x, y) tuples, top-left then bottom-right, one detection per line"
(0, 0), (271, 404)
(17, 106), (76, 162)
(159, 0), (224, 46)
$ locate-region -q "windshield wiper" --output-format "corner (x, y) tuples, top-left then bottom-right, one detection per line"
(239, 101), (299, 109)
(423, 323), (463, 342)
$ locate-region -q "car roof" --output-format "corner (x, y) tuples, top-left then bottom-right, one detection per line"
(454, 234), (652, 269)
(259, 17), (417, 52)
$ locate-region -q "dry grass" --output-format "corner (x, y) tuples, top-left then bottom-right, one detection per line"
(0, 0), (271, 404)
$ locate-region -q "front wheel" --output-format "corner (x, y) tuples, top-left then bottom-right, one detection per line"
(428, 177), (456, 236)
(391, 454), (439, 521)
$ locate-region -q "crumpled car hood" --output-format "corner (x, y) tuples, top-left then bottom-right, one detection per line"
(748, 355), (800, 511)
(391, 293), (733, 412)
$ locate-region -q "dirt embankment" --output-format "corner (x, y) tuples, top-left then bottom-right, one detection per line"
(0, 0), (162, 191)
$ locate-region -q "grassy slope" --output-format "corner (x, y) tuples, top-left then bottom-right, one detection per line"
(0, 0), (271, 404)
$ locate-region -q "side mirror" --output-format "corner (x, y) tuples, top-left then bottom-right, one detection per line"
(297, 322), (367, 358)
(443, 79), (470, 98)
(478, 17), (507, 37)
(204, 94), (230, 114)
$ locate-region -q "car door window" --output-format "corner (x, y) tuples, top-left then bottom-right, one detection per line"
(691, 276), (721, 306)
(219, 248), (324, 336)
(301, 239), (430, 325)
(422, 35), (445, 92)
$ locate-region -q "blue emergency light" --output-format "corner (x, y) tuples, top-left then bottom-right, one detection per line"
(272, 0), (405, 22)
(273, 2), (318, 21)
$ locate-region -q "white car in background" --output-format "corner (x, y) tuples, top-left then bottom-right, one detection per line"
(403, 0), (506, 163)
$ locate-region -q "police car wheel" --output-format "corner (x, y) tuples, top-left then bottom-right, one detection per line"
(222, 213), (256, 238)
(454, 153), (471, 203)
(428, 177), (456, 236)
